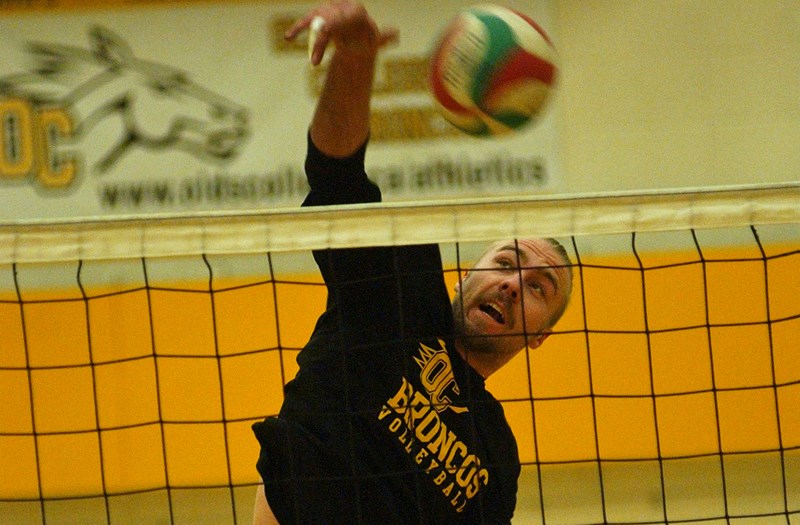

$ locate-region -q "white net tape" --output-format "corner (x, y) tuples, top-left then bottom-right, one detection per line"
(2, 182), (798, 264)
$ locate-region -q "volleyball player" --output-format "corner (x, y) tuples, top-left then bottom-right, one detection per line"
(252, 2), (573, 523)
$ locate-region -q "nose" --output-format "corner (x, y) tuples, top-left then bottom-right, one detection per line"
(500, 279), (519, 300)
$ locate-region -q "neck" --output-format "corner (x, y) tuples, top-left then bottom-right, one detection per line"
(454, 341), (502, 380)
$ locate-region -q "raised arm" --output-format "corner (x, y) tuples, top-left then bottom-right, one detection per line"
(285, 1), (398, 158)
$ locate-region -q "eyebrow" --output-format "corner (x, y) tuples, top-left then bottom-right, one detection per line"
(498, 244), (560, 295)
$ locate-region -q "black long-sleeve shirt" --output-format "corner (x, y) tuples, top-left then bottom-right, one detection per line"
(252, 135), (520, 524)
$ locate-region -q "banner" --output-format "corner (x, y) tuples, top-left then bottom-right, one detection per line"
(0, 0), (560, 220)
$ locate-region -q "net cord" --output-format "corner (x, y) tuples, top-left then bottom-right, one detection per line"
(1, 182), (798, 264)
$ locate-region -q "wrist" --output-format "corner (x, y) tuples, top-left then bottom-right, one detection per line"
(332, 20), (381, 60)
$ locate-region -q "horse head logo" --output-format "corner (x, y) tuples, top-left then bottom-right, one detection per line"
(0, 25), (250, 186)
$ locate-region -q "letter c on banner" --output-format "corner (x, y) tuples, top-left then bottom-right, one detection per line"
(36, 108), (76, 188)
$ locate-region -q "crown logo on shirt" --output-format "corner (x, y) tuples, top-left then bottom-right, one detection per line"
(414, 339), (468, 414)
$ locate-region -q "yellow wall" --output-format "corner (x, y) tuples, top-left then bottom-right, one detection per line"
(1, 244), (797, 499)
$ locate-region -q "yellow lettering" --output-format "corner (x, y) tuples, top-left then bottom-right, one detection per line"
(0, 98), (35, 179)
(420, 352), (459, 411)
(424, 458), (440, 474)
(450, 489), (464, 508)
(467, 468), (489, 499)
(380, 372), (489, 507)
(428, 425), (457, 464)
(398, 427), (410, 444)
(307, 56), (429, 96)
(410, 390), (432, 422)
(378, 57), (429, 94)
(370, 107), (459, 142)
(414, 409), (440, 443)
(378, 405), (392, 420)
(454, 454), (478, 488)
(36, 107), (76, 188)
(445, 440), (468, 472)
(433, 471), (447, 486)
(441, 482), (454, 497)
(387, 377), (411, 412)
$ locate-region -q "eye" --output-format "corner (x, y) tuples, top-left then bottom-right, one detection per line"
(497, 258), (514, 269)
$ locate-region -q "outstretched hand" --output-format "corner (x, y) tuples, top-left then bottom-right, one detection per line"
(285, 0), (399, 65)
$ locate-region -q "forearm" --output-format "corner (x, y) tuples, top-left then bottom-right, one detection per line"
(286, 1), (396, 158)
(310, 45), (377, 158)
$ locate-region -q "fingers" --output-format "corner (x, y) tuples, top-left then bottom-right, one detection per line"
(284, 13), (316, 42)
(307, 16), (328, 65)
(284, 12), (332, 66)
(284, 2), (399, 66)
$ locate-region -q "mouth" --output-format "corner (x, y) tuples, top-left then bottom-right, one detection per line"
(479, 302), (505, 325)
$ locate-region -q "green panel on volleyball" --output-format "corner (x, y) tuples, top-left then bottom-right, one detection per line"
(493, 110), (531, 129)
(470, 11), (519, 104)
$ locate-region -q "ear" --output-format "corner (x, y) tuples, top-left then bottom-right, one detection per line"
(528, 331), (550, 350)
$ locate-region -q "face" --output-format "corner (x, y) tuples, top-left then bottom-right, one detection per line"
(451, 239), (571, 359)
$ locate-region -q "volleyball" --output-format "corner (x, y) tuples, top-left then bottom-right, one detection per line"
(429, 4), (558, 136)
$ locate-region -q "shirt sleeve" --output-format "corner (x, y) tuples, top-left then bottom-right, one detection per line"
(298, 132), (449, 351)
(302, 132), (381, 207)
(300, 132), (389, 289)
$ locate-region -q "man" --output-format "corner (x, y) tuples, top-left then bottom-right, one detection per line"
(252, 2), (572, 523)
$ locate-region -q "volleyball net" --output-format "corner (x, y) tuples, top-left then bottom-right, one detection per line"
(1, 183), (799, 524)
